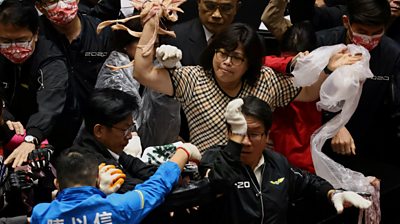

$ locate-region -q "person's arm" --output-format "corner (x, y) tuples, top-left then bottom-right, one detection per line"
(0, 107), (15, 145)
(133, 16), (174, 96)
(5, 58), (69, 168)
(331, 126), (356, 155)
(118, 152), (158, 180)
(113, 145), (201, 223)
(261, 0), (292, 41)
(202, 99), (247, 189)
(294, 48), (363, 102)
(288, 166), (372, 214)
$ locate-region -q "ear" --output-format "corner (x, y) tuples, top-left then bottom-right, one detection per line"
(236, 1), (242, 9)
(35, 3), (46, 15)
(54, 178), (60, 190)
(93, 124), (104, 139)
(262, 131), (270, 147)
(33, 29), (39, 42)
(342, 15), (350, 29)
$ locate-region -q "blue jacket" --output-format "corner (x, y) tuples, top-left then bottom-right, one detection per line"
(30, 161), (180, 224)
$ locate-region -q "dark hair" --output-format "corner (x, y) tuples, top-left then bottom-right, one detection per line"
(242, 96), (272, 134)
(56, 149), (98, 189)
(200, 23), (263, 86)
(84, 88), (139, 134)
(112, 19), (143, 53)
(281, 21), (316, 54)
(0, 0), (39, 33)
(346, 0), (391, 26)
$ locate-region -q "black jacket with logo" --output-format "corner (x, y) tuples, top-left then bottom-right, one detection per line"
(0, 36), (71, 145)
(200, 141), (333, 224)
(39, 13), (113, 111)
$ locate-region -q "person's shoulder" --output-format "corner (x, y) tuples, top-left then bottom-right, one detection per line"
(31, 201), (52, 218)
(175, 65), (206, 75)
(260, 66), (275, 74)
(35, 36), (65, 59)
(316, 26), (346, 46)
(263, 149), (290, 167)
(258, 66), (277, 80)
(80, 12), (102, 25)
(171, 18), (201, 32)
(378, 36), (400, 54)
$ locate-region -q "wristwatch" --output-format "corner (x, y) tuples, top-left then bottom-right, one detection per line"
(24, 135), (39, 147)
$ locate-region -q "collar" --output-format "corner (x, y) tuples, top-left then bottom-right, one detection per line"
(107, 149), (120, 161)
(202, 25), (214, 43)
(253, 155), (265, 186)
(57, 186), (105, 201)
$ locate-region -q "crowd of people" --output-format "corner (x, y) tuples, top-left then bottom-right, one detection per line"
(0, 0), (399, 223)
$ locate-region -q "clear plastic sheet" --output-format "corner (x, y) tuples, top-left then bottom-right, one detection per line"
(137, 87), (181, 149)
(95, 51), (142, 123)
(96, 51), (181, 149)
(293, 44), (380, 223)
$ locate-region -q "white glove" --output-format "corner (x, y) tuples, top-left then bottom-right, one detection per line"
(224, 98), (247, 135)
(331, 190), (372, 214)
(156, 44), (182, 68)
(123, 135), (142, 158)
(98, 163), (126, 195)
(177, 143), (202, 163)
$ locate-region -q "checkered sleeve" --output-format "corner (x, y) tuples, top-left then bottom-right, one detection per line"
(256, 66), (301, 108)
(169, 66), (202, 103)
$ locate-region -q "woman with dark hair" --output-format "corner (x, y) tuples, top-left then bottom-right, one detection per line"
(134, 13), (362, 153)
(0, 0), (77, 167)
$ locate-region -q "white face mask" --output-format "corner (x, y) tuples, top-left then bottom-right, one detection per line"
(123, 135), (142, 157)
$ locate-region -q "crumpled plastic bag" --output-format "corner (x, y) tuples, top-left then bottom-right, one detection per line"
(293, 44), (379, 224)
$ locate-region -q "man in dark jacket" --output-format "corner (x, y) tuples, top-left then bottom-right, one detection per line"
(72, 88), (157, 193)
(35, 0), (114, 113)
(316, 0), (400, 222)
(0, 0), (77, 167)
(200, 96), (372, 224)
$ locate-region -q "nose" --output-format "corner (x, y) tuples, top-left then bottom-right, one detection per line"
(126, 131), (133, 140)
(211, 8), (222, 18)
(242, 135), (252, 146)
(222, 56), (233, 65)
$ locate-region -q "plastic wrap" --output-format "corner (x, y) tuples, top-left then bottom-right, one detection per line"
(293, 44), (379, 223)
(292, 44), (345, 87)
(137, 87), (181, 149)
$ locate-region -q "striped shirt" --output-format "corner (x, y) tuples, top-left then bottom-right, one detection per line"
(170, 65), (300, 152)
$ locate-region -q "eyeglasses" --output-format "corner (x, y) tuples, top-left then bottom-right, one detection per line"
(112, 123), (137, 137)
(0, 38), (34, 49)
(215, 49), (245, 66)
(202, 1), (236, 14)
(246, 132), (264, 142)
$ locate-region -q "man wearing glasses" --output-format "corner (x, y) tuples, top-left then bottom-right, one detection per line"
(164, 0), (240, 66)
(200, 97), (372, 223)
(71, 88), (157, 193)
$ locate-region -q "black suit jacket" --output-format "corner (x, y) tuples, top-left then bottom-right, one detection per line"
(163, 18), (208, 66)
